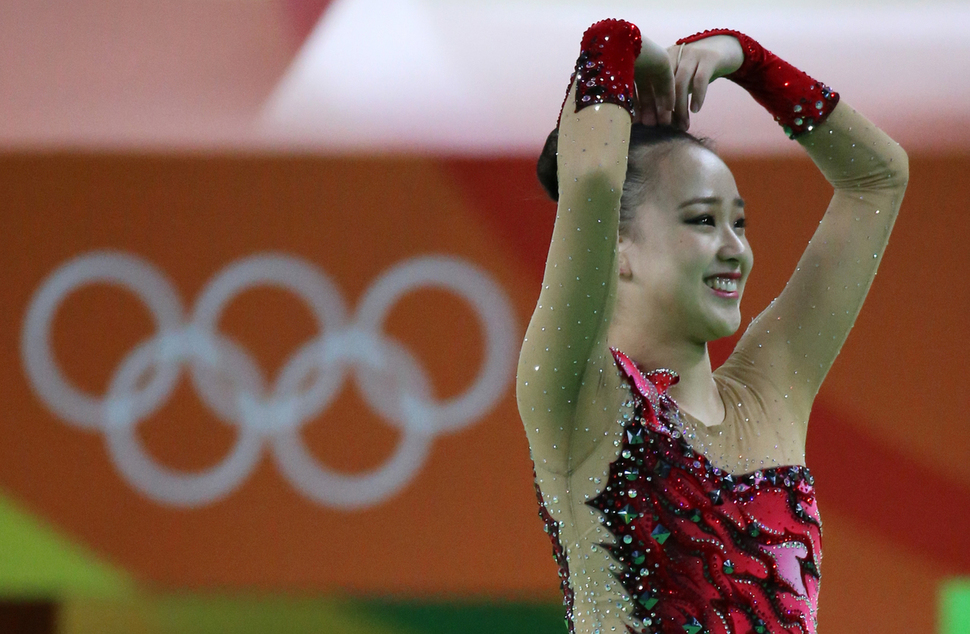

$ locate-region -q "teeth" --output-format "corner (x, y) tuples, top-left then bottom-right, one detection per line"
(705, 277), (738, 292)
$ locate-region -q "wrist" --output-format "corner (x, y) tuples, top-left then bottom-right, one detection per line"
(677, 29), (839, 138)
(558, 19), (642, 126)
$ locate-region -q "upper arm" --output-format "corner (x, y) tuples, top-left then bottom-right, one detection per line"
(516, 83), (632, 472)
(733, 102), (909, 418)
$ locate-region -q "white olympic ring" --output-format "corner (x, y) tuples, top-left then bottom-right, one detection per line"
(21, 251), (517, 510)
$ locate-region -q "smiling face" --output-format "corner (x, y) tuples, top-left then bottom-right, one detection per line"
(617, 143), (753, 343)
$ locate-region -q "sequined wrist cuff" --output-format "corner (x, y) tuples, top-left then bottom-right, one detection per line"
(557, 19), (642, 126)
(677, 28), (839, 139)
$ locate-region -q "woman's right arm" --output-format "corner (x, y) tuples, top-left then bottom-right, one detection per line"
(516, 21), (668, 474)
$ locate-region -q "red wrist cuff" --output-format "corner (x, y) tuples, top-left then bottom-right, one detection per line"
(676, 29), (839, 138)
(558, 19), (641, 126)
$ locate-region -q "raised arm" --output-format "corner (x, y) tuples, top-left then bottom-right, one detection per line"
(517, 21), (672, 472)
(746, 102), (908, 418)
(673, 30), (909, 420)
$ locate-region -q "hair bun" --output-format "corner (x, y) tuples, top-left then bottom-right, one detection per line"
(537, 128), (560, 202)
(535, 124), (711, 206)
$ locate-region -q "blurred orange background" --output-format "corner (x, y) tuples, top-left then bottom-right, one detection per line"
(1, 1), (969, 632)
(2, 151), (969, 633)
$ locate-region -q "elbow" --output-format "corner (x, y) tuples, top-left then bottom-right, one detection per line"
(885, 143), (909, 189)
(848, 142), (909, 193)
(573, 169), (624, 200)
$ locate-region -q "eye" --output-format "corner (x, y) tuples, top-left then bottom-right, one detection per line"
(686, 214), (715, 227)
(734, 217), (746, 229)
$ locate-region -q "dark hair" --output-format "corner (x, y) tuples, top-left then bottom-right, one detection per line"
(537, 124), (713, 237)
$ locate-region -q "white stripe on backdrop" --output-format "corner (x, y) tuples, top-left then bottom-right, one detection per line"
(1, 0), (967, 155)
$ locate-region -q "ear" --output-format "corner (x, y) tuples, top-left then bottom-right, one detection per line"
(617, 233), (633, 279)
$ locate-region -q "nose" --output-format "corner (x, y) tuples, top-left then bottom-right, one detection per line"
(716, 224), (747, 262)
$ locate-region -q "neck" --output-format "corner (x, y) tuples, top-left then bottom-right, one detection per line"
(607, 310), (725, 427)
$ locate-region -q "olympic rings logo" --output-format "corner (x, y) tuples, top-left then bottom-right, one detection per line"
(21, 252), (516, 510)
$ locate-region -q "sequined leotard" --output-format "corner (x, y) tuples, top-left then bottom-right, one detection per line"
(517, 26), (908, 634)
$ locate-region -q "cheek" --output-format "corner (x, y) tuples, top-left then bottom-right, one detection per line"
(673, 234), (714, 273)
(644, 238), (697, 279)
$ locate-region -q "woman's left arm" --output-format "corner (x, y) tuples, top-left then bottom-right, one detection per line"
(673, 32), (909, 420)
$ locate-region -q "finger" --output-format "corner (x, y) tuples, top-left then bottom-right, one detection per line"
(664, 45), (681, 124)
(666, 44), (679, 67)
(690, 59), (715, 113)
(652, 83), (672, 126)
(640, 83), (658, 126)
(673, 58), (696, 130)
(649, 78), (673, 126)
(631, 80), (641, 122)
(632, 64), (651, 121)
(650, 54), (676, 113)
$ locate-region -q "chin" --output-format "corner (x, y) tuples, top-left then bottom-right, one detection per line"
(709, 326), (739, 341)
(704, 313), (741, 341)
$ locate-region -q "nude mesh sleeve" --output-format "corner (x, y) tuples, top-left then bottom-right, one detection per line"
(516, 81), (632, 474)
(731, 101), (909, 425)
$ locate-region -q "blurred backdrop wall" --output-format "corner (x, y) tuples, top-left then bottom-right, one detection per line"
(1, 1), (968, 633)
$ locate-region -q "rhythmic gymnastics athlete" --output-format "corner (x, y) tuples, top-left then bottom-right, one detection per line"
(517, 20), (908, 634)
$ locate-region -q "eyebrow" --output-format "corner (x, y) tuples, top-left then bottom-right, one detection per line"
(677, 196), (746, 209)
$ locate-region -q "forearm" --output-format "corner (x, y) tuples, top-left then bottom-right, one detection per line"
(540, 80), (630, 366)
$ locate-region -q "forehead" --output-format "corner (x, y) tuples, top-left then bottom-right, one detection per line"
(655, 144), (739, 206)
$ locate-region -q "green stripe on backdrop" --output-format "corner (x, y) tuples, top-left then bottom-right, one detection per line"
(351, 599), (567, 634)
(59, 597), (567, 634)
(942, 579), (970, 634)
(61, 596), (413, 634)
(0, 488), (568, 632)
(0, 490), (133, 598)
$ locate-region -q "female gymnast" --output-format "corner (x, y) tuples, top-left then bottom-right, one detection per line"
(517, 20), (908, 634)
